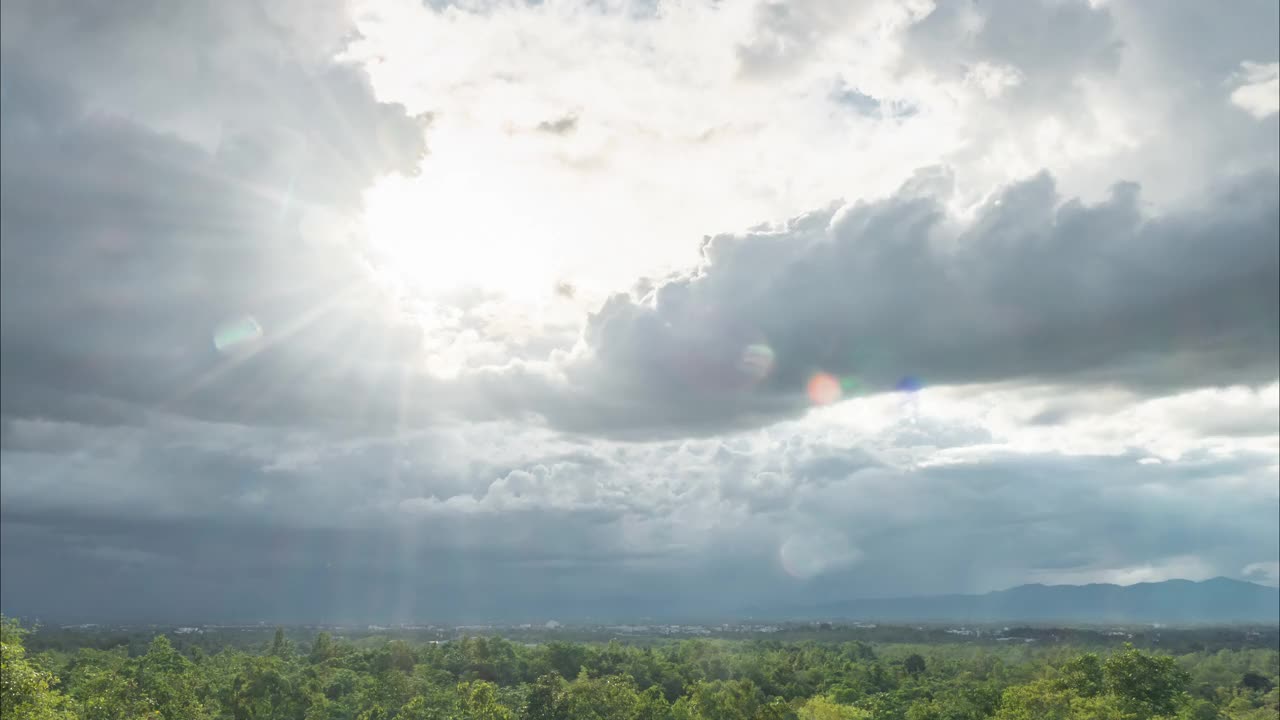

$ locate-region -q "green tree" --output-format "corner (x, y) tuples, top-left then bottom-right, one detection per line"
(65, 648), (155, 720)
(136, 634), (205, 719)
(270, 627), (292, 657)
(904, 654), (927, 677)
(1177, 698), (1220, 720)
(459, 680), (514, 720)
(1240, 672), (1273, 693)
(1103, 644), (1191, 717)
(230, 655), (302, 719)
(400, 686), (464, 720)
(562, 670), (652, 720)
(310, 632), (338, 664)
(798, 696), (871, 719)
(0, 617), (77, 720)
(1059, 653), (1105, 697)
(997, 678), (1089, 720)
(524, 673), (568, 720)
(636, 685), (674, 720)
(673, 679), (766, 720)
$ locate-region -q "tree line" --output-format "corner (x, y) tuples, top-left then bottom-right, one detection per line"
(3, 616), (1277, 719)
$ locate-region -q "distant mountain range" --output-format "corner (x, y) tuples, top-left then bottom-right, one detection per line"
(767, 578), (1280, 624)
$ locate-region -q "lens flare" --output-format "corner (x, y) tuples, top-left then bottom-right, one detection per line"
(213, 315), (263, 354)
(895, 375), (923, 422)
(739, 343), (776, 382)
(806, 372), (842, 405)
(780, 532), (861, 579)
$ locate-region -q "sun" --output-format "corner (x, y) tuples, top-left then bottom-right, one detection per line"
(360, 125), (573, 302)
(363, 177), (545, 301)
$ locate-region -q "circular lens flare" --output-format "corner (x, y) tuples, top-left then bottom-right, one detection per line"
(896, 375), (923, 393)
(739, 343), (776, 382)
(213, 315), (263, 354)
(807, 372), (842, 405)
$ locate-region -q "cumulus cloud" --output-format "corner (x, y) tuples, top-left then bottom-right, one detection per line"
(900, 0), (1122, 90)
(1, 0), (1276, 622)
(3, 386), (1276, 620)
(501, 169), (1278, 436)
(15, 107), (1274, 441)
(1231, 62), (1280, 119)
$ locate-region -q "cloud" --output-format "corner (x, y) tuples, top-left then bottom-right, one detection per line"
(2, 388), (1275, 621)
(0, 0), (1276, 623)
(1231, 62), (1280, 119)
(4, 76), (1275, 440)
(1242, 561), (1280, 586)
(495, 168), (1278, 437)
(901, 0), (1122, 91)
(536, 113), (579, 135)
(735, 0), (912, 79)
(2, 3), (1275, 434)
(1027, 554), (1217, 586)
(0, 0), (431, 430)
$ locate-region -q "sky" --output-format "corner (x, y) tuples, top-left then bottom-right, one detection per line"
(0, 0), (1277, 624)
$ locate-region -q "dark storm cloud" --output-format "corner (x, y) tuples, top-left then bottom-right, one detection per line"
(503, 168), (1278, 436)
(2, 414), (1275, 622)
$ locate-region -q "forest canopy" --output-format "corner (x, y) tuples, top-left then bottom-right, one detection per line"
(2, 617), (1277, 720)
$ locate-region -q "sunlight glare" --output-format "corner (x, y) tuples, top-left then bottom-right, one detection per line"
(362, 125), (568, 301)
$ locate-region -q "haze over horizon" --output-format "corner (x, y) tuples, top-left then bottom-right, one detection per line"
(1, 0), (1278, 625)
(8, 576), (1279, 627)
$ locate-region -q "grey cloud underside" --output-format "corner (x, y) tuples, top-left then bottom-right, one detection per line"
(2, 414), (1275, 622)
(528, 169), (1279, 437)
(536, 114), (579, 135)
(902, 0), (1122, 87)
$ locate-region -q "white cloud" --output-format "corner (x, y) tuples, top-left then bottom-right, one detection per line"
(1028, 554), (1216, 586)
(1231, 61), (1280, 118)
(1242, 561), (1280, 586)
(346, 0), (1270, 300)
(964, 62), (1024, 98)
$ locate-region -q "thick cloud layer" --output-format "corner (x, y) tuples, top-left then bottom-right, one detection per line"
(1, 0), (429, 430)
(528, 170), (1279, 435)
(2, 384), (1277, 622)
(4, 2), (1277, 439)
(1, 0), (1277, 622)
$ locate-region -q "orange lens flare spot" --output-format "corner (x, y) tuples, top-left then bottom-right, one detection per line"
(806, 372), (842, 406)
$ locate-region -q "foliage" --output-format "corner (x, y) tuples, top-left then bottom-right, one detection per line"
(2, 615), (1277, 719)
(1, 617), (77, 719)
